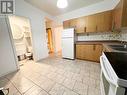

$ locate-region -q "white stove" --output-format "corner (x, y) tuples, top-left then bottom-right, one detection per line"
(100, 52), (127, 95)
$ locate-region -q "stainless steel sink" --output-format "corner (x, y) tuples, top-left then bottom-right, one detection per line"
(112, 47), (127, 51)
(109, 45), (125, 48)
(109, 44), (127, 52)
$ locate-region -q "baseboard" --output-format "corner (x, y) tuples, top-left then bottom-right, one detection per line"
(0, 69), (19, 78)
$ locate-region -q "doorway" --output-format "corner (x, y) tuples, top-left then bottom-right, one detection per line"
(8, 15), (34, 65)
(46, 28), (54, 54)
(45, 18), (63, 57)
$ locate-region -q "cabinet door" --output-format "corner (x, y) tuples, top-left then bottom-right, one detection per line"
(93, 45), (103, 62)
(76, 45), (95, 61)
(69, 19), (77, 32)
(112, 0), (123, 30)
(63, 20), (70, 29)
(86, 15), (97, 32)
(76, 17), (86, 33)
(112, 0), (127, 30)
(122, 0), (127, 27)
(76, 45), (83, 59)
(70, 19), (77, 28)
(76, 44), (102, 62)
(97, 11), (112, 32)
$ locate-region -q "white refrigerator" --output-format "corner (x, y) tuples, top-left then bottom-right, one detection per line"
(62, 28), (75, 59)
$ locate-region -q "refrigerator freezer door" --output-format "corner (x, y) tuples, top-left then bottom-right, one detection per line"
(62, 28), (74, 38)
(62, 38), (74, 59)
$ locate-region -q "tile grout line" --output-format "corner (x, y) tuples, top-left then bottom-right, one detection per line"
(23, 75), (54, 95)
(2, 58), (101, 95)
(5, 77), (23, 95)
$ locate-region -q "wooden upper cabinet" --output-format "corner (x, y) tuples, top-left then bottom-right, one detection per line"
(122, 0), (127, 27)
(76, 17), (86, 33)
(112, 0), (123, 31)
(86, 15), (97, 32)
(85, 11), (112, 33)
(63, 20), (70, 29)
(63, 0), (127, 33)
(63, 10), (113, 33)
(96, 11), (112, 32)
(70, 19), (77, 28)
(112, 0), (127, 31)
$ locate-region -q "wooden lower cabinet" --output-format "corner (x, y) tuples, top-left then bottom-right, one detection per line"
(93, 45), (103, 62)
(76, 44), (102, 62)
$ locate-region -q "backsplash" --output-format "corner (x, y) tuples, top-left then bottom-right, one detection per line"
(77, 32), (121, 41)
(120, 30), (127, 41)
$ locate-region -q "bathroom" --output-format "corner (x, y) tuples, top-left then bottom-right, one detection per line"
(9, 16), (33, 64)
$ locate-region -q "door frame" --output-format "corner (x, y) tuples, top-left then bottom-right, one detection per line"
(46, 28), (54, 54)
(6, 16), (19, 70)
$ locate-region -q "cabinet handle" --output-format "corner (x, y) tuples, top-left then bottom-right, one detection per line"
(112, 21), (115, 32)
(96, 26), (98, 31)
(75, 26), (77, 31)
(93, 45), (96, 51)
(84, 27), (86, 32)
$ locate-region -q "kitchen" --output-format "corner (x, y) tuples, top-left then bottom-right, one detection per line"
(0, 0), (127, 95)
(61, 0), (127, 94)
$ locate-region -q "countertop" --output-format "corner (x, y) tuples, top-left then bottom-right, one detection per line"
(76, 40), (126, 52)
(76, 40), (120, 45)
(103, 42), (127, 52)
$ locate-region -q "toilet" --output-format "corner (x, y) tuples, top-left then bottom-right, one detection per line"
(25, 46), (33, 60)
(15, 43), (33, 60)
(15, 43), (26, 61)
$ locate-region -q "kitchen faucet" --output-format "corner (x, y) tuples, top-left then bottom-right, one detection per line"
(121, 41), (127, 48)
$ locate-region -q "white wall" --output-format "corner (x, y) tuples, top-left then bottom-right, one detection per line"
(15, 0), (55, 61)
(0, 18), (18, 77)
(0, 0), (55, 77)
(56, 0), (120, 22)
(53, 26), (63, 53)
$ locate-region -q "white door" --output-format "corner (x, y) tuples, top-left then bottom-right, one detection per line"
(62, 38), (74, 59)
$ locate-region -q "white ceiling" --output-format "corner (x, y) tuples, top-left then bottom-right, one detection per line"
(25, 0), (104, 16)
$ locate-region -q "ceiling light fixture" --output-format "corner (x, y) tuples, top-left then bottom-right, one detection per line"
(57, 0), (68, 9)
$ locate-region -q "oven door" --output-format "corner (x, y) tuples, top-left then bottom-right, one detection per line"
(100, 56), (118, 95)
(100, 71), (109, 95)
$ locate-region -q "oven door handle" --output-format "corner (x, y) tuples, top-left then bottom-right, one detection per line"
(100, 56), (117, 86)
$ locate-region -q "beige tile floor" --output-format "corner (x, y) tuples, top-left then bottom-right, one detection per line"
(0, 56), (101, 95)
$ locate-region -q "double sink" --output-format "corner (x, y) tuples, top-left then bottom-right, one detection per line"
(109, 44), (127, 52)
